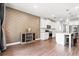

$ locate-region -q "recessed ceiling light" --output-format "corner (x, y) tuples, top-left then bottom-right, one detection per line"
(75, 6), (79, 10)
(51, 14), (55, 17)
(33, 5), (38, 8)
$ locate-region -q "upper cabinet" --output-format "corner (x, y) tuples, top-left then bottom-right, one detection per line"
(40, 18), (55, 29)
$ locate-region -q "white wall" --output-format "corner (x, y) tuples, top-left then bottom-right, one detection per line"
(55, 21), (63, 33)
(40, 18), (46, 28)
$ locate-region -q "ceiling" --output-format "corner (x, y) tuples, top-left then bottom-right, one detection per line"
(6, 3), (79, 21)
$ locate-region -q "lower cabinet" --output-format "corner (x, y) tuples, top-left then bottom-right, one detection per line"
(40, 32), (49, 40)
(21, 33), (35, 44)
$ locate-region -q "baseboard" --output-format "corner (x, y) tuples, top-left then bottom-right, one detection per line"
(6, 38), (40, 47)
(35, 38), (41, 40)
(6, 42), (21, 46)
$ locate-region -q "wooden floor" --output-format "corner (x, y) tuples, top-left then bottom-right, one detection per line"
(1, 39), (79, 56)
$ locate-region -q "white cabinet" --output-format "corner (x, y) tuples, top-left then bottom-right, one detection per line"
(40, 32), (49, 40)
(40, 18), (55, 29)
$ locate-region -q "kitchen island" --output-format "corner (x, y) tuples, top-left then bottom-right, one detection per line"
(56, 33), (72, 48)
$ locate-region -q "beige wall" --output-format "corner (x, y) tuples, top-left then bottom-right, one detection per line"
(4, 7), (40, 43)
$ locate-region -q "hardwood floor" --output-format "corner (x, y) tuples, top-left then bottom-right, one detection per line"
(0, 39), (79, 56)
